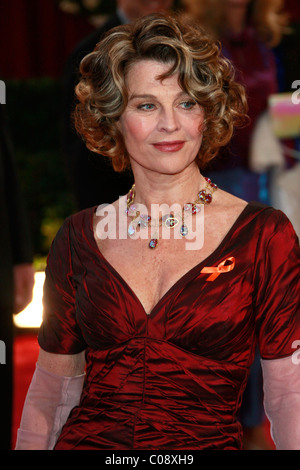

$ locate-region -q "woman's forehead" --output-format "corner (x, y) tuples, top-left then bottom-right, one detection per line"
(125, 59), (180, 91)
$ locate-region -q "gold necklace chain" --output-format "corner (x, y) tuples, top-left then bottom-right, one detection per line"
(126, 177), (218, 249)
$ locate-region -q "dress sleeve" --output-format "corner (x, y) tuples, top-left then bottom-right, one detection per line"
(38, 217), (87, 354)
(261, 355), (300, 449)
(254, 210), (300, 360)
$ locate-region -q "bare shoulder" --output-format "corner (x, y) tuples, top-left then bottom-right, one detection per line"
(209, 188), (248, 225)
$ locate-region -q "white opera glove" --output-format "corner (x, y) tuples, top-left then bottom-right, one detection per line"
(261, 354), (300, 450)
(15, 363), (85, 450)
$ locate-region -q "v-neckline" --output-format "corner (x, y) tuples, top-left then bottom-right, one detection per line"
(88, 202), (252, 317)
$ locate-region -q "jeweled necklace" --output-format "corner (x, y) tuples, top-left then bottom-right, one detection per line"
(126, 177), (217, 249)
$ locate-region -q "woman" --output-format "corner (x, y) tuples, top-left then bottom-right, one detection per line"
(16, 13), (300, 450)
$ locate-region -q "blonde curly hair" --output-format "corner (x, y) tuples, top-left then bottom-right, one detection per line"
(74, 13), (248, 172)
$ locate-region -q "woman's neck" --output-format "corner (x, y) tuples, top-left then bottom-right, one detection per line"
(130, 165), (206, 212)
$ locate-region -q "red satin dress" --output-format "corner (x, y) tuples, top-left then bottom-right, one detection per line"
(38, 202), (300, 450)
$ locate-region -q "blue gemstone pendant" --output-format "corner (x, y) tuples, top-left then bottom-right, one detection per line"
(128, 222), (136, 237)
(180, 224), (188, 237)
(149, 238), (158, 249)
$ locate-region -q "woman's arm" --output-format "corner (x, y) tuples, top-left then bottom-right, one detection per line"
(37, 348), (86, 376)
(15, 348), (86, 450)
(262, 354), (300, 450)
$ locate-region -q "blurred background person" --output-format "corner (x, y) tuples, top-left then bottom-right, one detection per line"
(0, 105), (34, 450)
(63, 0), (175, 211)
(181, 0), (288, 203)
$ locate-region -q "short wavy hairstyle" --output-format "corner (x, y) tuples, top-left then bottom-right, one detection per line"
(74, 13), (248, 172)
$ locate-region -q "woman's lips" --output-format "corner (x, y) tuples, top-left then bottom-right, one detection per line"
(152, 141), (185, 152)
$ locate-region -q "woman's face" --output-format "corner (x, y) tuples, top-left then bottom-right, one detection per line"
(118, 60), (204, 176)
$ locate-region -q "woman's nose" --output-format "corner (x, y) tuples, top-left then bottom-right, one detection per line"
(158, 107), (179, 132)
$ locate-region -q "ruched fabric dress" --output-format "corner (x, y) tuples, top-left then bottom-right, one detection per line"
(38, 202), (300, 450)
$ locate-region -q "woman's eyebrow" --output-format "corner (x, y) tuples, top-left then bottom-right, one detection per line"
(128, 91), (189, 101)
(128, 94), (156, 101)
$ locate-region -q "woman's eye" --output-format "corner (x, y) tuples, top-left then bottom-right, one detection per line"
(180, 100), (196, 110)
(137, 103), (155, 111)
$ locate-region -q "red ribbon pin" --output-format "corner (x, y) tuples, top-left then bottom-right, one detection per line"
(201, 257), (235, 281)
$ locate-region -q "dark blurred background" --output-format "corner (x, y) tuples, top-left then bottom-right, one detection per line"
(1, 0), (105, 262)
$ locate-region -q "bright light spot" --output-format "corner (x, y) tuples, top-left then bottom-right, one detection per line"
(13, 271), (45, 328)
